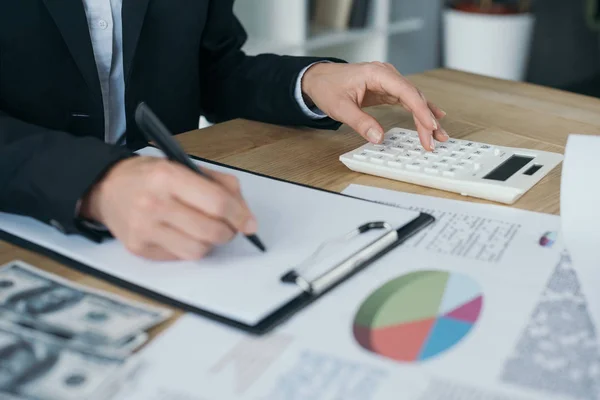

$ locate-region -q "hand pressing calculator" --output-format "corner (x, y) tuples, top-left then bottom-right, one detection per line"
(339, 128), (564, 204)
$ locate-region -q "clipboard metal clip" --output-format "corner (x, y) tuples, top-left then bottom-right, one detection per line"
(280, 222), (399, 296)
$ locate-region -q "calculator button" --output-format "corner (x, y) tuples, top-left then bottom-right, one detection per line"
(408, 149), (424, 156)
(463, 142), (476, 147)
(437, 144), (452, 152)
(470, 151), (484, 157)
(424, 167), (440, 175)
(378, 152), (395, 159)
(370, 156), (386, 164)
(462, 158), (475, 164)
(364, 148), (393, 157)
(403, 139), (417, 146)
(448, 153), (462, 159)
(464, 155), (477, 161)
(387, 161), (404, 168)
(448, 139), (459, 145)
(478, 145), (493, 152)
(456, 147), (470, 153)
(455, 162), (468, 169)
(389, 144), (408, 152)
(406, 162), (423, 171)
(353, 152), (368, 160)
(443, 170), (456, 177)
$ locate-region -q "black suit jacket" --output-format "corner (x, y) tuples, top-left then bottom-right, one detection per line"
(0, 0), (341, 237)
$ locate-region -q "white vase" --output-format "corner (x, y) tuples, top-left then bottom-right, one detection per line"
(443, 8), (535, 81)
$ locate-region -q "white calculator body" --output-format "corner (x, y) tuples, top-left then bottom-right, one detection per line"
(339, 128), (564, 204)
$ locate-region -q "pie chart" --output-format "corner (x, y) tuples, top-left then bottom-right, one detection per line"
(353, 270), (483, 362)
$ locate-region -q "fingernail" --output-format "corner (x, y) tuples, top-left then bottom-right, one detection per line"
(430, 112), (439, 130)
(244, 217), (257, 233)
(441, 129), (449, 139)
(430, 136), (435, 150)
(367, 128), (383, 143)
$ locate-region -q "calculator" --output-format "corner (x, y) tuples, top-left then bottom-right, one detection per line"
(339, 128), (564, 204)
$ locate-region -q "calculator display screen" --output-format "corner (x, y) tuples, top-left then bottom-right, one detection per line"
(483, 155), (534, 181)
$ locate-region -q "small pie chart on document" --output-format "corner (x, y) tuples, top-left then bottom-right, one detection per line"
(353, 270), (483, 362)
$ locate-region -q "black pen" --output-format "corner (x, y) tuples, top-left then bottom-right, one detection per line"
(134, 102), (266, 252)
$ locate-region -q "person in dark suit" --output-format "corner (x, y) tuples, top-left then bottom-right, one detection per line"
(0, 1), (448, 260)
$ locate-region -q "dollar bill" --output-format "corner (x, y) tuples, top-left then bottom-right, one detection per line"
(111, 331), (149, 355)
(0, 309), (149, 359)
(0, 261), (172, 348)
(0, 321), (135, 400)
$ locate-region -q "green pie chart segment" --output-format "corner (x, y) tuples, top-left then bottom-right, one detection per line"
(354, 271), (450, 328)
(353, 270), (483, 362)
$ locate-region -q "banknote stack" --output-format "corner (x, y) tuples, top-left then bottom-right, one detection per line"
(0, 260), (172, 400)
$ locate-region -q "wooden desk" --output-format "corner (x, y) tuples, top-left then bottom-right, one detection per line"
(2, 68), (600, 339)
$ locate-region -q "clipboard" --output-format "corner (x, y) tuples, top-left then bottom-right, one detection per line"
(0, 150), (435, 335)
(256, 214), (434, 333)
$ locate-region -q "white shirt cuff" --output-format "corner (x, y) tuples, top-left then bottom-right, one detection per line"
(294, 62), (328, 120)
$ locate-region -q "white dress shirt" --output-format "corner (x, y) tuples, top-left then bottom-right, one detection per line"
(81, 0), (325, 145)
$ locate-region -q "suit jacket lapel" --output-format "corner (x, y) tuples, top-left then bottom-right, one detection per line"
(41, 0), (102, 105)
(122, 0), (151, 86)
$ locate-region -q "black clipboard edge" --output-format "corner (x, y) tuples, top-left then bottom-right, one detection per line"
(0, 147), (436, 335)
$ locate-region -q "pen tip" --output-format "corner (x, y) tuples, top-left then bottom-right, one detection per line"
(248, 235), (266, 252)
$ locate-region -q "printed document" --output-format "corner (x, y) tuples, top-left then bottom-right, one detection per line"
(116, 185), (600, 400)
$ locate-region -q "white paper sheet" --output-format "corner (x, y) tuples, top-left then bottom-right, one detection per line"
(561, 134), (600, 334)
(114, 185), (591, 400)
(0, 148), (419, 326)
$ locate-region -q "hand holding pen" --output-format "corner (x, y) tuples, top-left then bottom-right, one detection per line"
(135, 102), (266, 253)
(78, 103), (265, 261)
